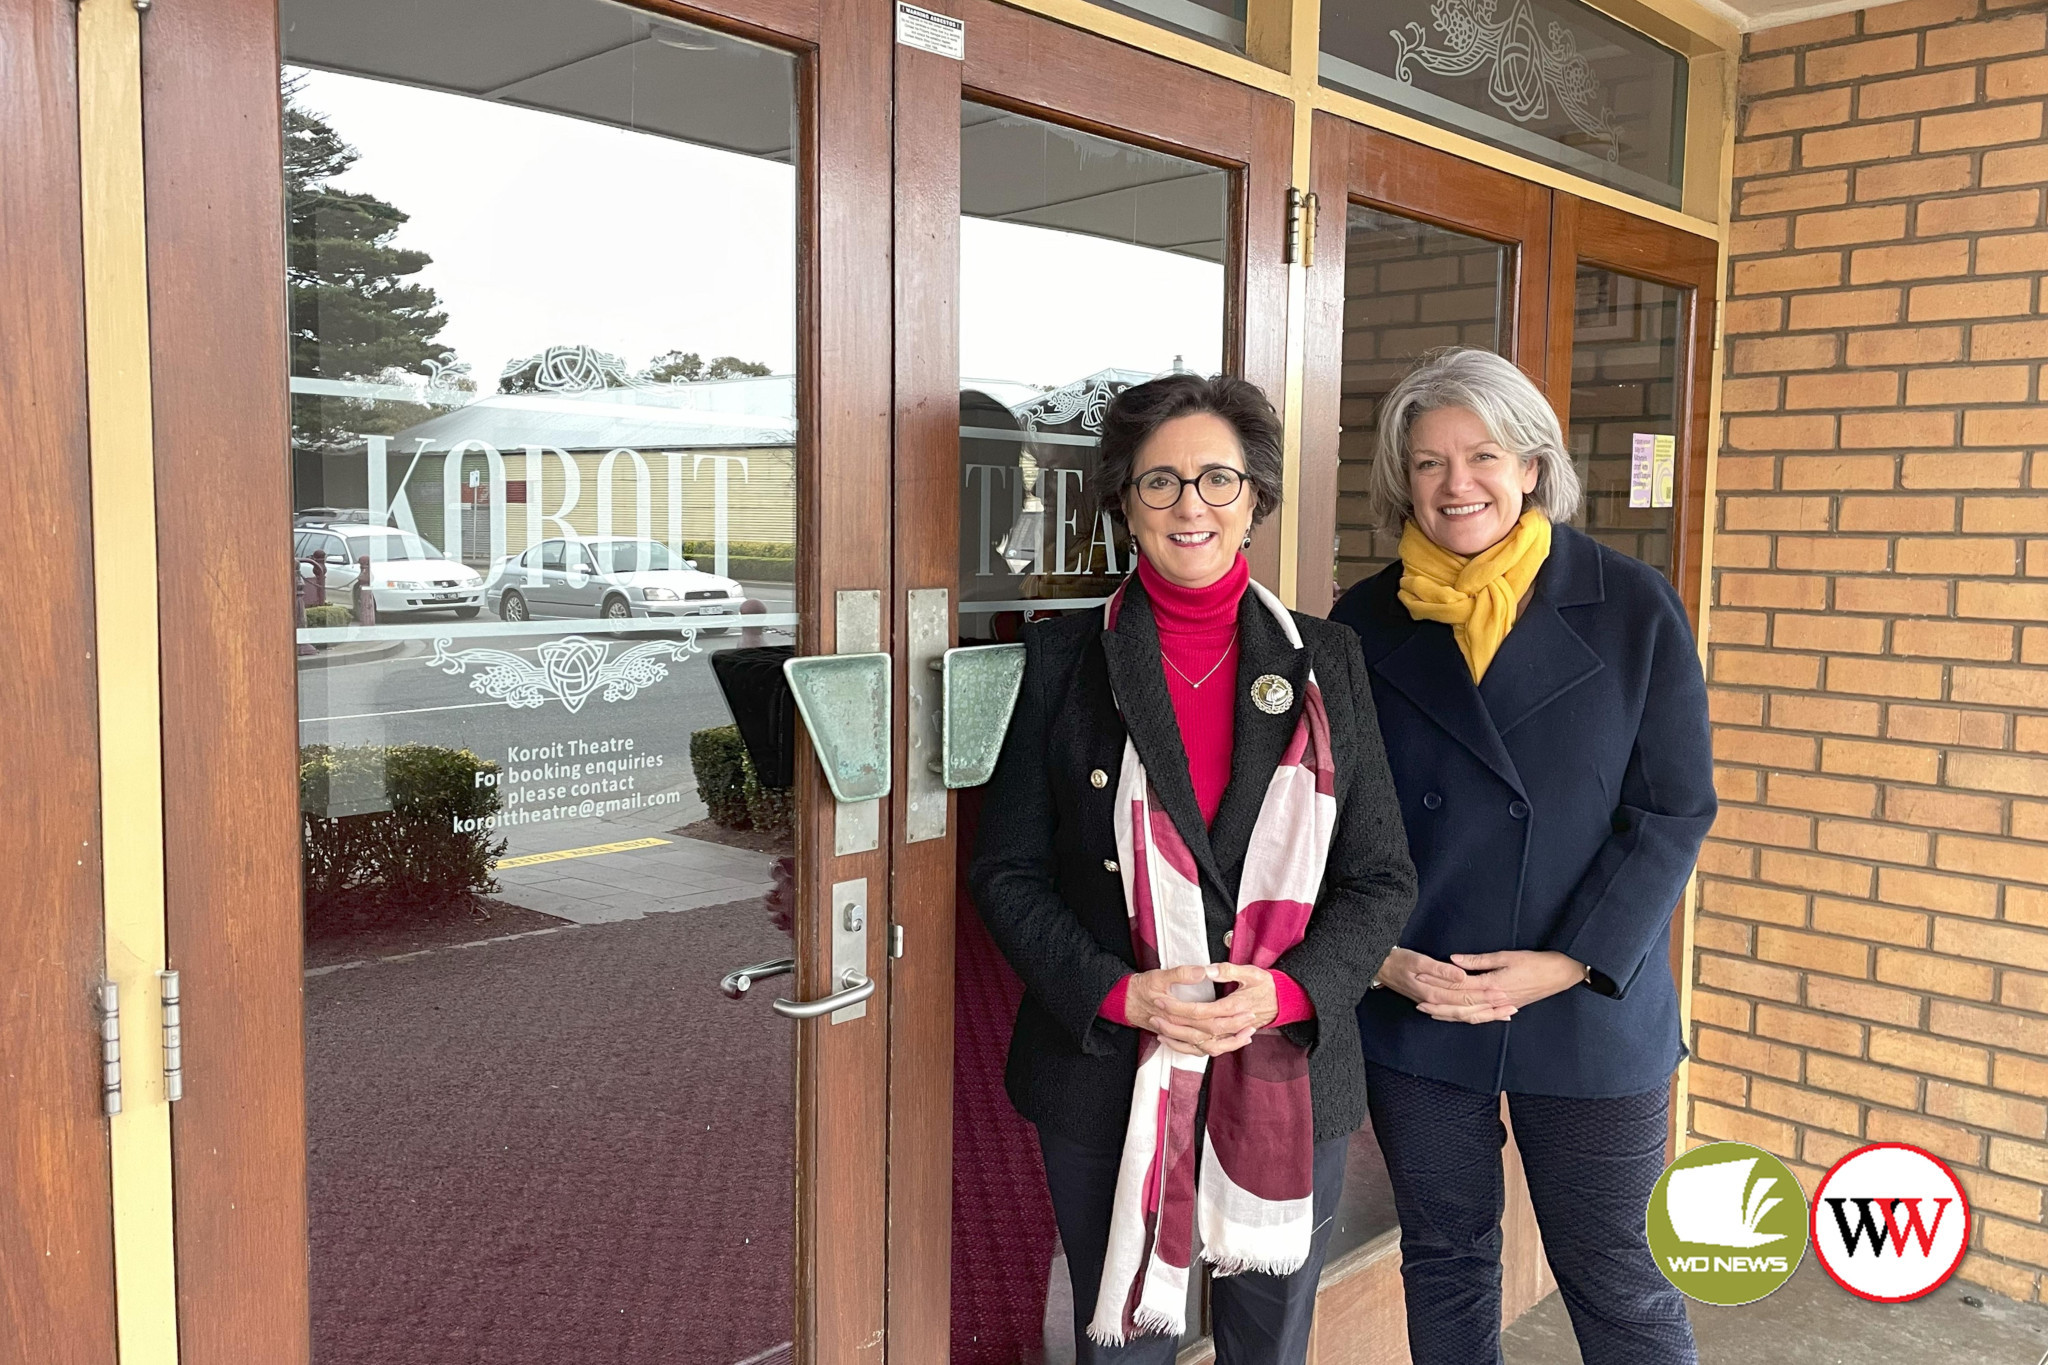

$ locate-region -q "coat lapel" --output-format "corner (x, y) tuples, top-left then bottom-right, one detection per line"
(1207, 594), (1312, 877)
(1373, 622), (1527, 798)
(1098, 578), (1225, 893)
(1479, 525), (1607, 737)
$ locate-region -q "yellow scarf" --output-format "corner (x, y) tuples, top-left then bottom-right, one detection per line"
(1397, 511), (1552, 681)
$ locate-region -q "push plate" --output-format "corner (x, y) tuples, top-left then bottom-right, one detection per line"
(783, 653), (892, 803)
(905, 589), (949, 843)
(831, 877), (868, 1024)
(834, 589), (882, 855)
(939, 643), (1026, 789)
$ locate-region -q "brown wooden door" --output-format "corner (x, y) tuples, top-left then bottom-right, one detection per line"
(1, 0), (119, 1358)
(146, 0), (895, 1361)
(886, 7), (1291, 1358)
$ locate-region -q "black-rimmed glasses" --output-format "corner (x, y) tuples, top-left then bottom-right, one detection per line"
(1129, 466), (1248, 511)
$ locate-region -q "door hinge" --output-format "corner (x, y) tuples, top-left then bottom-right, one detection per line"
(96, 981), (122, 1116)
(1285, 188), (1318, 268)
(161, 970), (184, 1102)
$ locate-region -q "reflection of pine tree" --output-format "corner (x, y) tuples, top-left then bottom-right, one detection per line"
(637, 350), (773, 384)
(285, 79), (455, 453)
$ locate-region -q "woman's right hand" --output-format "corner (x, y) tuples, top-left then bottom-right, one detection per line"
(1125, 965), (1257, 1056)
(1375, 947), (1516, 1024)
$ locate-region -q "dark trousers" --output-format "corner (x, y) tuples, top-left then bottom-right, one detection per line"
(1364, 1062), (1695, 1365)
(1037, 1126), (1349, 1365)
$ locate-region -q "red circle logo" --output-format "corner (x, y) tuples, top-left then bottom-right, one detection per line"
(1809, 1143), (1970, 1303)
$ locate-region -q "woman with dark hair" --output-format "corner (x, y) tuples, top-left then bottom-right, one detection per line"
(971, 373), (1416, 1363)
(1331, 348), (1715, 1365)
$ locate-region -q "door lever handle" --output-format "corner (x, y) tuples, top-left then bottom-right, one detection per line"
(771, 969), (876, 1020)
(720, 957), (796, 999)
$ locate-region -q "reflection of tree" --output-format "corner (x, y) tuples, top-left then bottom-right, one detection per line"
(638, 350), (773, 384)
(285, 78), (456, 453)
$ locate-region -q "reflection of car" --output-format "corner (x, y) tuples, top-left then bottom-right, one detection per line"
(293, 524), (484, 617)
(292, 507), (375, 526)
(492, 537), (744, 624)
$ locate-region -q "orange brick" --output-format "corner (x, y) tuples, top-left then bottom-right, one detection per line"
(1937, 920), (2048, 977)
(1716, 459), (1779, 494)
(1767, 771), (1878, 818)
(1711, 803), (1815, 850)
(1966, 409), (2048, 446)
(1711, 611), (1769, 648)
(1700, 836), (1757, 880)
(2015, 801), (2048, 842)
(1752, 1007), (1861, 1063)
(1773, 615), (1887, 655)
(1901, 449), (2028, 486)
(1879, 866), (2000, 917)
(1715, 649), (1824, 690)
(1863, 0), (1978, 32)
(2015, 888), (2048, 928)
(1692, 987), (1753, 1032)
(1742, 169), (1850, 216)
(1856, 67), (1979, 120)
(1720, 572), (1828, 610)
(1728, 218), (1790, 259)
(1953, 664), (2048, 708)
(1817, 818), (1931, 865)
(1807, 1053), (1921, 1109)
(1989, 54), (2048, 100)
(1958, 580), (2048, 620)
(1720, 377), (1782, 415)
(1691, 1100), (1798, 1155)
(1698, 953), (1803, 1003)
(1892, 619), (2016, 661)
(1870, 1025), (1990, 1083)
(1895, 537), (2018, 574)
(1905, 367), (2032, 407)
(1926, 11), (2047, 65)
(1811, 897), (1931, 948)
(1876, 946), (1996, 999)
(1909, 278), (2035, 320)
(1988, 1133), (2048, 1183)
(1749, 88), (1855, 137)
(1922, 104), (2047, 153)
(1716, 725), (1820, 770)
(1936, 834), (2048, 885)
(1789, 288), (1902, 330)
(1957, 1165), (2046, 1221)
(1732, 333), (1840, 372)
(1971, 319), (2048, 360)
(1770, 692), (1882, 735)
(1751, 1077), (1863, 1135)
(1885, 785), (2006, 835)
(1934, 998), (2048, 1050)
(1786, 375), (1903, 413)
(2027, 626), (2048, 663)
(2005, 967), (2048, 1005)
(1950, 750), (2048, 797)
(1921, 189), (2044, 238)
(1741, 53), (1798, 98)
(1822, 737), (1941, 784)
(1810, 975), (1923, 1026)
(1963, 496), (2048, 532)
(1867, 1108), (1985, 1165)
(1977, 231), (2048, 274)
(2021, 716), (2048, 753)
(1695, 912), (1753, 955)
(1983, 1217), (2048, 1264)
(1857, 154), (1975, 201)
(1929, 1080), (2048, 1137)
(1728, 415), (1838, 451)
(1760, 925), (1872, 976)
(1834, 577), (1951, 615)
(1760, 849), (1876, 898)
(1847, 326), (1963, 366)
(1688, 1061), (1749, 1106)
(1736, 138), (1796, 179)
(1841, 410), (1958, 449)
(1695, 1026), (1804, 1080)
(1827, 657), (1948, 701)
(1849, 239), (1971, 284)
(1701, 878), (1809, 927)
(1733, 252), (1846, 295)
(1806, 34), (1921, 86)
(1803, 120), (1920, 169)
(1838, 494), (1959, 533)
(1773, 537), (1891, 573)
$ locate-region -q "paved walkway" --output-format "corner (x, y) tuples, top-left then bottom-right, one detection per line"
(1503, 1258), (2048, 1363)
(489, 792), (779, 925)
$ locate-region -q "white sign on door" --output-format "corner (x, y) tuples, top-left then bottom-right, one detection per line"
(896, 2), (964, 59)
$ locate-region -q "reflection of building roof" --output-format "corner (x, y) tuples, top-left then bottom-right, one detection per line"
(389, 377), (796, 454)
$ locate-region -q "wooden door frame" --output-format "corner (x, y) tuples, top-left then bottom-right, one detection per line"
(885, 6), (1291, 1355)
(142, 0), (895, 1360)
(1296, 117), (1554, 618)
(2, 0), (119, 1359)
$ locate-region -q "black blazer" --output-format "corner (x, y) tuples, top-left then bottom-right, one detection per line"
(969, 575), (1417, 1147)
(1331, 523), (1717, 1098)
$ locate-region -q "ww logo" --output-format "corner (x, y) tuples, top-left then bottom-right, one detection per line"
(1812, 1144), (1969, 1303)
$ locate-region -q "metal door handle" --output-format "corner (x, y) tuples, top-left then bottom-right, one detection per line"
(720, 957), (796, 998)
(771, 970), (875, 1020)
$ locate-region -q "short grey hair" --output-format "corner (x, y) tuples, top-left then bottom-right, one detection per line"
(1367, 347), (1582, 530)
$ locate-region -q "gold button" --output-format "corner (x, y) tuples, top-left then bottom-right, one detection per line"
(1104, 859), (1119, 873)
(1223, 930), (1234, 947)
(1090, 769), (1108, 788)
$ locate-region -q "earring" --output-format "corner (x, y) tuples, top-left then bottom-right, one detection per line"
(1241, 531), (1253, 549)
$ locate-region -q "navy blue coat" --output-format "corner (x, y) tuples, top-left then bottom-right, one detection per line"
(1330, 522), (1716, 1098)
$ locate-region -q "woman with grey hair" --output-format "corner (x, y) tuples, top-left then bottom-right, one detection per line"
(1331, 348), (1715, 1365)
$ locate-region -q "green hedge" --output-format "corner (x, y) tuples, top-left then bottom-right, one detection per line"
(680, 541), (794, 584)
(300, 743), (504, 916)
(689, 725), (793, 836)
(304, 604), (353, 629)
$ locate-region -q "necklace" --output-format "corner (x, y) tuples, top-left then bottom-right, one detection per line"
(1162, 631), (1237, 690)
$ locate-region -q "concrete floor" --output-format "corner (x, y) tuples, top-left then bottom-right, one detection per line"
(1503, 1259), (2048, 1364)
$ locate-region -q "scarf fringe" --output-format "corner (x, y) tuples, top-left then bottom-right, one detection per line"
(1203, 1247), (1311, 1278)
(1087, 1304), (1187, 1347)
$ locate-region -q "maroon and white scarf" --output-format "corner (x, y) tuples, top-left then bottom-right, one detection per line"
(1089, 576), (1336, 1346)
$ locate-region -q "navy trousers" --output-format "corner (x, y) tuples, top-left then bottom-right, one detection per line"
(1038, 1126), (1349, 1365)
(1364, 1062), (1696, 1365)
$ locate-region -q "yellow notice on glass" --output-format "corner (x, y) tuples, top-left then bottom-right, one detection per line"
(1651, 434), (1676, 509)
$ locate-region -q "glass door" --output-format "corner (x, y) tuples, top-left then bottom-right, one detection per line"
(887, 3), (1292, 1358)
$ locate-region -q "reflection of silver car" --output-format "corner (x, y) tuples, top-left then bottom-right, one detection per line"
(294, 524), (484, 617)
(493, 537), (744, 623)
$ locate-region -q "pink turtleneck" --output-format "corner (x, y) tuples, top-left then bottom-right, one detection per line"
(1099, 551), (1312, 1030)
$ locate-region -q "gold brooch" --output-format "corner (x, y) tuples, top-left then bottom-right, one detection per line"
(1251, 674), (1293, 715)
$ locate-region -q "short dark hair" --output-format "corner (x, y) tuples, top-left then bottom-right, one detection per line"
(1095, 373), (1284, 527)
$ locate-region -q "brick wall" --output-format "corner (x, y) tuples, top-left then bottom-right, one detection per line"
(1707, 0), (2048, 1301)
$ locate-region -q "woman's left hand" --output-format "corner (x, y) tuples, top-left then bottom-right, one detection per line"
(1158, 962), (1279, 1056)
(1424, 951), (1583, 1017)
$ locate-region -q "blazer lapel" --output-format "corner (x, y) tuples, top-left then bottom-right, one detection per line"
(1372, 618), (1527, 798)
(1098, 579), (1225, 891)
(1208, 595), (1311, 877)
(1479, 526), (1607, 737)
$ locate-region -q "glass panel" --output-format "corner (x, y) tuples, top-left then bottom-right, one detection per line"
(1096, 0), (1246, 54)
(283, 3), (801, 1361)
(1334, 204), (1509, 596)
(1568, 265), (1684, 576)
(1319, 0), (1687, 207)
(952, 101), (1228, 1363)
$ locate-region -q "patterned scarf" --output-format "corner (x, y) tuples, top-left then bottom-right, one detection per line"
(1089, 576), (1335, 1346)
(1396, 509), (1551, 681)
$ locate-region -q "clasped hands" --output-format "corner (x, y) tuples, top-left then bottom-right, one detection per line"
(1123, 962), (1278, 1056)
(1374, 946), (1585, 1024)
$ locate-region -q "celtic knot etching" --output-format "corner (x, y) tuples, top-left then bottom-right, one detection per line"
(427, 633), (702, 713)
(1017, 376), (1126, 435)
(1391, 0), (1618, 160)
(499, 344), (633, 393)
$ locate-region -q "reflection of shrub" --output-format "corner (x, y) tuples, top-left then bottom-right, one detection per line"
(304, 604), (353, 629)
(689, 725), (794, 836)
(679, 540), (794, 584)
(300, 743), (504, 917)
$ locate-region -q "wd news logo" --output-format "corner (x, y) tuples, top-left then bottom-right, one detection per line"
(1648, 1142), (1808, 1305)
(1811, 1142), (1970, 1303)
